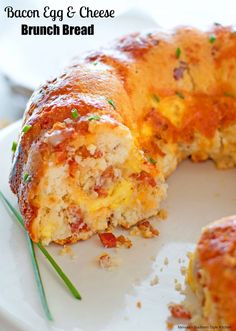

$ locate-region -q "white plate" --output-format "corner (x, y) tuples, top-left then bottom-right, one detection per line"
(0, 122), (236, 331)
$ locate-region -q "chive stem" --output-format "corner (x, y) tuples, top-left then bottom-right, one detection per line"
(27, 236), (53, 320)
(0, 191), (82, 304)
(0, 191), (53, 320)
(37, 243), (81, 300)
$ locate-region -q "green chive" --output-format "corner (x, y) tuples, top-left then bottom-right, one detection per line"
(11, 141), (17, 153)
(0, 191), (52, 321)
(87, 114), (101, 121)
(93, 62), (98, 66)
(175, 47), (181, 59)
(27, 235), (53, 320)
(0, 191), (82, 301)
(22, 125), (32, 133)
(71, 108), (79, 119)
(23, 173), (32, 183)
(107, 99), (116, 110)
(37, 243), (81, 300)
(224, 92), (234, 98)
(209, 34), (216, 43)
(147, 157), (157, 165)
(152, 94), (160, 103)
(175, 91), (185, 99)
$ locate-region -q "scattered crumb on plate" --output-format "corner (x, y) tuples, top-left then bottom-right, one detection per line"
(175, 282), (182, 292)
(116, 235), (132, 248)
(157, 208), (168, 220)
(150, 275), (159, 286)
(97, 252), (121, 269)
(164, 257), (169, 265)
(130, 220), (159, 238)
(166, 321), (174, 330)
(59, 245), (75, 259)
(168, 303), (192, 319)
(180, 266), (187, 275)
(136, 301), (142, 309)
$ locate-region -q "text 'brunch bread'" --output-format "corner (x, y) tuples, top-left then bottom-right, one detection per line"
(187, 216), (236, 331)
(9, 25), (236, 245)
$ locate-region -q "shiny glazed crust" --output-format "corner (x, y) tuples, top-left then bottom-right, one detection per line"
(187, 216), (236, 330)
(9, 25), (236, 245)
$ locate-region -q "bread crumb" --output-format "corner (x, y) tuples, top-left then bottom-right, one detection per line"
(168, 303), (191, 319)
(150, 275), (159, 286)
(130, 226), (139, 236)
(116, 235), (132, 248)
(164, 257), (169, 265)
(158, 208), (168, 220)
(59, 245), (75, 259)
(166, 321), (174, 330)
(136, 301), (142, 309)
(175, 282), (182, 292)
(97, 253), (121, 269)
(130, 220), (159, 238)
(180, 266), (187, 275)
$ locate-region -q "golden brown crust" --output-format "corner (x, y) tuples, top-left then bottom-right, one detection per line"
(197, 216), (236, 327)
(9, 25), (236, 242)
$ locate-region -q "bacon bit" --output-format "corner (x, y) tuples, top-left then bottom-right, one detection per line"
(68, 158), (78, 177)
(94, 185), (108, 197)
(99, 232), (117, 248)
(94, 150), (103, 158)
(70, 220), (89, 233)
(56, 150), (68, 164)
(116, 235), (132, 248)
(173, 66), (186, 80)
(137, 220), (159, 238)
(131, 171), (156, 187)
(77, 145), (103, 159)
(78, 145), (91, 158)
(93, 166), (115, 196)
(101, 166), (115, 180)
(77, 121), (89, 135)
(173, 61), (188, 81)
(168, 304), (192, 319)
(68, 205), (89, 233)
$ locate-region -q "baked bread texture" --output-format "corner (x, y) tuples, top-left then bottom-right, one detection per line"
(9, 25), (236, 245)
(187, 216), (236, 331)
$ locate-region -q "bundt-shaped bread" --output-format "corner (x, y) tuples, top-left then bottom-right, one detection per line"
(9, 25), (236, 244)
